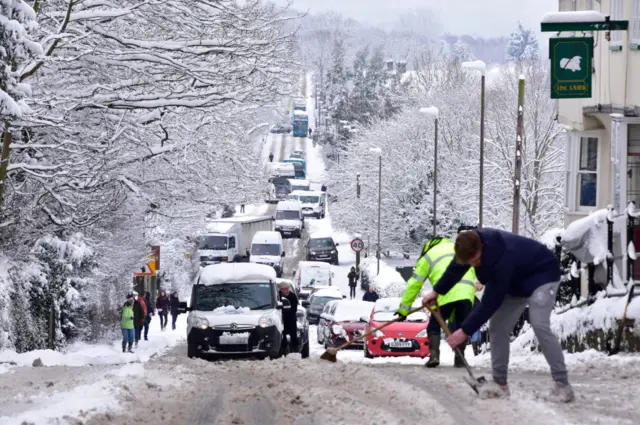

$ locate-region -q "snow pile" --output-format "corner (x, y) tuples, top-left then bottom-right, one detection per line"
(361, 257), (412, 298)
(539, 227), (564, 250)
(212, 305), (251, 315)
(511, 293), (640, 353)
(0, 313), (187, 374)
(562, 209), (609, 265)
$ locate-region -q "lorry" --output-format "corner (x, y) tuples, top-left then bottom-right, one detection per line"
(293, 99), (306, 111)
(196, 216), (274, 266)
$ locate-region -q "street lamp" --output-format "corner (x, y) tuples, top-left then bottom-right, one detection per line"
(461, 59), (487, 228)
(420, 106), (439, 237)
(370, 147), (382, 275)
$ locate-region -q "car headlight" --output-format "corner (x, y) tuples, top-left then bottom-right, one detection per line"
(275, 226), (281, 230)
(192, 315), (209, 330)
(259, 314), (276, 328)
(375, 330), (385, 337)
(416, 329), (428, 338)
(330, 250), (336, 254)
(332, 324), (344, 335)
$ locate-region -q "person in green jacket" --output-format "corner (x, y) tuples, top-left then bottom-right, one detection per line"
(395, 236), (477, 367)
(121, 297), (135, 353)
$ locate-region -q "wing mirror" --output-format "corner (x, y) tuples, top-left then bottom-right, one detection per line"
(281, 251), (286, 257)
(342, 295), (347, 299)
(359, 316), (369, 324)
(301, 300), (310, 308)
(178, 301), (191, 314)
(335, 243), (339, 246)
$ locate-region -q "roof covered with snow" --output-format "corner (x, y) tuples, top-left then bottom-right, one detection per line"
(199, 263), (276, 286)
(297, 260), (331, 270)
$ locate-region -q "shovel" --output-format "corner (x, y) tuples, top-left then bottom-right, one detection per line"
(320, 306), (425, 362)
(428, 306), (487, 394)
(607, 283), (636, 356)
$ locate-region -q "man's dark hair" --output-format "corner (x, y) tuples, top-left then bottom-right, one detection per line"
(457, 224), (477, 234)
(455, 231), (482, 263)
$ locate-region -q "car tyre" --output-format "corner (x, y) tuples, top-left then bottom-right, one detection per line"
(364, 344), (373, 359)
(187, 342), (198, 359)
(301, 341), (310, 359)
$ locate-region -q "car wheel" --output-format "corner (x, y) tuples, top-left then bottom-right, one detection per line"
(301, 341), (310, 359)
(187, 342), (199, 359)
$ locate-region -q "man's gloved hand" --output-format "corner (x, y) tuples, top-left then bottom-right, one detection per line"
(394, 311), (407, 321)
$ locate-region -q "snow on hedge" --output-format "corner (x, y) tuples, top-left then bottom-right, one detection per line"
(362, 257), (412, 298)
(512, 292), (640, 353)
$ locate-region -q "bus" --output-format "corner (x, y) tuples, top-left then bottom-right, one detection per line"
(294, 99), (306, 111)
(292, 112), (309, 137)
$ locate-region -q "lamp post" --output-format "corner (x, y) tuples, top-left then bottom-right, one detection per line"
(370, 147), (382, 275)
(419, 106), (439, 237)
(461, 60), (487, 228)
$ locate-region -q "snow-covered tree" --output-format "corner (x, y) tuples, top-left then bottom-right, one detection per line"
(450, 40), (475, 63)
(505, 23), (539, 63)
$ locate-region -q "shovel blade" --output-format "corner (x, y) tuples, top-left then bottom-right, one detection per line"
(319, 348), (338, 362)
(463, 375), (487, 395)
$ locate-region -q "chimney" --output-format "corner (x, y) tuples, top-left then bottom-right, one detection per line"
(396, 61), (407, 74)
(386, 59), (394, 72)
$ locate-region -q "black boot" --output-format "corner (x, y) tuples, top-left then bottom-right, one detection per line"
(426, 333), (440, 368)
(127, 342), (134, 353)
(472, 341), (479, 356)
(122, 342), (126, 353)
(454, 342), (467, 367)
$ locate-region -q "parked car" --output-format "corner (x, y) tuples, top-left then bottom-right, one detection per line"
(316, 299), (339, 346)
(294, 260), (334, 300)
(361, 297), (430, 359)
(318, 300), (375, 349)
(270, 123), (292, 134)
(306, 288), (343, 325)
(305, 234), (339, 265)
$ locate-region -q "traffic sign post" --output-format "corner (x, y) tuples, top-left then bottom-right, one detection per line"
(351, 238), (364, 280)
(549, 37), (593, 99)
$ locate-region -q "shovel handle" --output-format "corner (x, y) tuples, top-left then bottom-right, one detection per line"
(428, 306), (476, 374)
(332, 305), (425, 352)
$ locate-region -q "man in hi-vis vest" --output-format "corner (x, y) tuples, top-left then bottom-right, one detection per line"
(395, 236), (476, 367)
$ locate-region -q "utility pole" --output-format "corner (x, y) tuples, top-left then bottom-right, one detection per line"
(433, 117), (438, 237)
(377, 154), (382, 275)
(512, 76), (525, 234)
(356, 173), (360, 199)
(479, 74), (485, 228)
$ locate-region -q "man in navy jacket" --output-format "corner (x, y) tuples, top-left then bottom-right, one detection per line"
(421, 228), (574, 403)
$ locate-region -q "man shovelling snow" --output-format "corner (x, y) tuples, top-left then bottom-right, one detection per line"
(421, 228), (575, 403)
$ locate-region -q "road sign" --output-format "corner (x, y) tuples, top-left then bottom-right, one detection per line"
(549, 37), (593, 99)
(351, 238), (364, 253)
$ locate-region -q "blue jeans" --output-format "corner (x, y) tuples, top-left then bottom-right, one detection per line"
(121, 328), (135, 345)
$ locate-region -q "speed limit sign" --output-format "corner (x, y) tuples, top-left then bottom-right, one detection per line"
(350, 238), (364, 253)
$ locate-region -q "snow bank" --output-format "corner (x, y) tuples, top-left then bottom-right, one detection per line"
(512, 293), (640, 353)
(361, 257), (413, 298)
(0, 313), (187, 374)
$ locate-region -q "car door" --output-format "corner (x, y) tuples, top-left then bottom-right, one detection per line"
(323, 303), (338, 341)
(317, 302), (329, 343)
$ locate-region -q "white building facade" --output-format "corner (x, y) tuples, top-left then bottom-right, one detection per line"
(557, 0), (640, 281)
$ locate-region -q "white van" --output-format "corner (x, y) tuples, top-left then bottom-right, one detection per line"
(288, 179), (311, 192)
(275, 200), (304, 238)
(294, 260), (334, 300)
(182, 263), (289, 360)
(250, 231), (285, 277)
(297, 190), (326, 218)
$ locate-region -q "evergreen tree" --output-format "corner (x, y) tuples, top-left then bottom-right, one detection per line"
(505, 22), (539, 62)
(366, 46), (388, 120)
(349, 46), (371, 122)
(327, 38), (349, 123)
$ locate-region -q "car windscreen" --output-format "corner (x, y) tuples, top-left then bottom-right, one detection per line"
(276, 210), (300, 220)
(301, 268), (330, 285)
(193, 282), (274, 310)
(197, 235), (227, 250)
(272, 177), (292, 188)
(311, 296), (340, 306)
(334, 302), (374, 322)
(291, 185), (309, 191)
(251, 243), (280, 256)
(309, 238), (333, 248)
(299, 196), (319, 204)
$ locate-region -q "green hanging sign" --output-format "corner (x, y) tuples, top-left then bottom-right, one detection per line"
(549, 37), (593, 99)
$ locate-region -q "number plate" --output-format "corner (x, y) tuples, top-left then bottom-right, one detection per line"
(388, 340), (412, 348)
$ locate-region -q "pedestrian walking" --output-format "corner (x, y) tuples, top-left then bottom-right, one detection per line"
(156, 290), (170, 331)
(396, 236), (477, 368)
(269, 152), (274, 162)
(132, 291), (147, 347)
(240, 203), (245, 213)
(363, 286), (379, 303)
(347, 267), (358, 299)
(422, 228), (574, 402)
(120, 297), (135, 353)
(170, 291), (180, 330)
(144, 291), (154, 341)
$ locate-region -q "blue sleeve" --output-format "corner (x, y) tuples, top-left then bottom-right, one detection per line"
(460, 261), (513, 335)
(432, 261), (471, 295)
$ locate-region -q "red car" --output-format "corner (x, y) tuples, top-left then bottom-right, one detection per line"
(362, 298), (430, 358)
(321, 300), (375, 349)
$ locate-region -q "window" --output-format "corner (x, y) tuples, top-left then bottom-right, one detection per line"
(611, 0), (623, 46)
(585, 0), (594, 10)
(633, 0), (640, 44)
(228, 236), (236, 249)
(577, 137), (598, 207)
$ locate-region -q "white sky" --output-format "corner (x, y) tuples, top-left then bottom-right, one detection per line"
(281, 0), (558, 38)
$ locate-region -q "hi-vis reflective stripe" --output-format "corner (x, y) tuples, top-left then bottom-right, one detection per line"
(398, 304), (411, 312)
(424, 252), (455, 269)
(459, 279), (475, 286)
(411, 272), (426, 282)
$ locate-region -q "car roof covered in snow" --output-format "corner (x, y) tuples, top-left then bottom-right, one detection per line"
(276, 200), (302, 211)
(313, 288), (343, 298)
(251, 230), (283, 244)
(288, 179), (310, 186)
(297, 260), (331, 270)
(199, 263), (276, 286)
